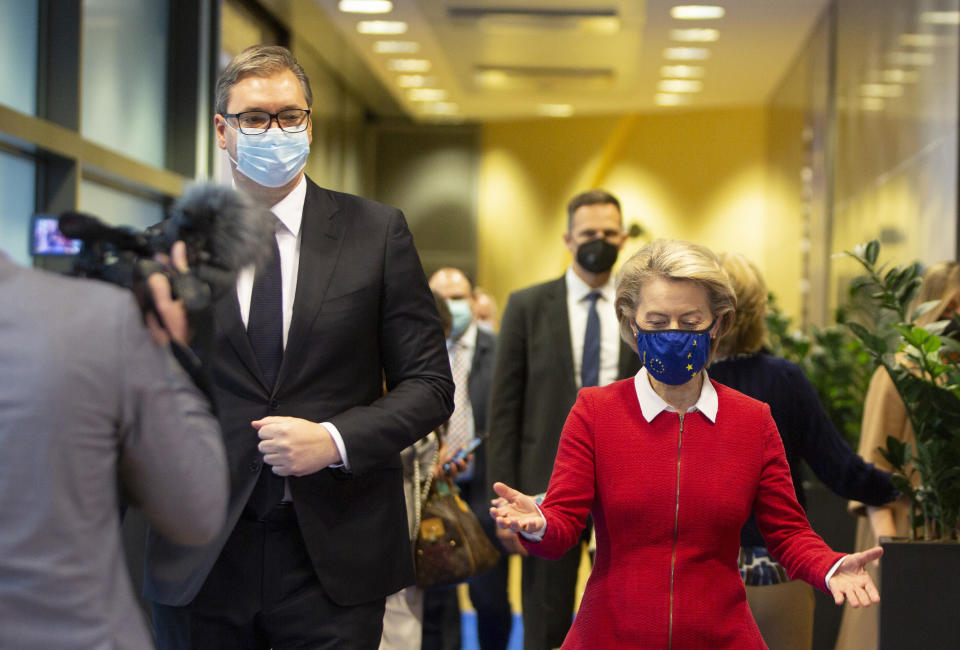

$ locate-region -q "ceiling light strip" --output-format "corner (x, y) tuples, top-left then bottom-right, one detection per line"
(339, 0), (393, 14)
(357, 20), (408, 34)
(670, 5), (725, 20)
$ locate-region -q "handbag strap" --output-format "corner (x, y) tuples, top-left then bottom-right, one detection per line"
(413, 431), (441, 538)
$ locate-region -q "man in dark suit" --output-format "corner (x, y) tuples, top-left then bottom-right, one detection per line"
(145, 45), (454, 649)
(425, 267), (511, 650)
(487, 190), (640, 650)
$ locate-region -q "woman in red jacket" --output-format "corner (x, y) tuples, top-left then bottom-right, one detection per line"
(490, 239), (882, 649)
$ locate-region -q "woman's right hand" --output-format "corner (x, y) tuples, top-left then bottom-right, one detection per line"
(489, 482), (546, 536)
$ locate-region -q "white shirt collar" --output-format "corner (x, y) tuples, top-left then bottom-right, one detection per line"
(565, 266), (615, 304)
(634, 367), (718, 423)
(269, 175), (307, 237)
(448, 321), (478, 353)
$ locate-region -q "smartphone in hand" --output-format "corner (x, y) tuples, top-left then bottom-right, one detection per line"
(444, 437), (483, 471)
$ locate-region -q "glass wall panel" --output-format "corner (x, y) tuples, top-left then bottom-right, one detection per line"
(832, 0), (959, 306)
(0, 149), (37, 266)
(81, 0), (169, 168)
(0, 0), (39, 115)
(767, 11), (832, 326)
(80, 179), (165, 231)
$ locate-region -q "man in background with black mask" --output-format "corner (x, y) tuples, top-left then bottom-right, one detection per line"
(487, 189), (640, 649)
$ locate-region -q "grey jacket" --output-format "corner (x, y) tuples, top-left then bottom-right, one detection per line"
(0, 252), (228, 649)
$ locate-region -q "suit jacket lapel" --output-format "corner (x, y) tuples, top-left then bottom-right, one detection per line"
(276, 178), (345, 388)
(213, 289), (265, 387)
(545, 276), (577, 395)
(468, 330), (492, 400)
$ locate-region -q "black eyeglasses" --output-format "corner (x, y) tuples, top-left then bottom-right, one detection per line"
(222, 109), (311, 135)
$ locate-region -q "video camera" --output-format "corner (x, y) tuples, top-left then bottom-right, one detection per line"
(59, 184), (275, 314)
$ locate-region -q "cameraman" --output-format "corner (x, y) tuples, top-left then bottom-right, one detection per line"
(0, 243), (228, 649)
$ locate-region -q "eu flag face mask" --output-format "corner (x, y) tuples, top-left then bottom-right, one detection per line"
(635, 321), (715, 385)
(228, 125), (310, 188)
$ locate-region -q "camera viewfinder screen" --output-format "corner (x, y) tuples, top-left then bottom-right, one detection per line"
(31, 215), (82, 256)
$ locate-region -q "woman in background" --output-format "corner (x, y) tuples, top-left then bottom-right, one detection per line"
(708, 252), (898, 650)
(835, 260), (960, 650)
(490, 239), (882, 649)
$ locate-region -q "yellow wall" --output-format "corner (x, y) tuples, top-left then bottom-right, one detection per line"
(478, 106), (805, 321)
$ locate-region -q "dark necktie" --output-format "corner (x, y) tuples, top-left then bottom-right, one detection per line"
(248, 231), (283, 389)
(247, 227), (285, 517)
(581, 291), (601, 388)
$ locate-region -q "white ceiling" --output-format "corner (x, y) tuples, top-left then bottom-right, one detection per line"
(316, 0), (832, 121)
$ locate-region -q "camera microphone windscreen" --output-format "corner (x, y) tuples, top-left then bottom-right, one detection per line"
(167, 184), (276, 273)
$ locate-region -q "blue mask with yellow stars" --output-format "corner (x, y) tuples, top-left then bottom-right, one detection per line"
(635, 321), (715, 386)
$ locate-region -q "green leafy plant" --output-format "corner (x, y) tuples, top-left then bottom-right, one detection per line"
(845, 240), (960, 541)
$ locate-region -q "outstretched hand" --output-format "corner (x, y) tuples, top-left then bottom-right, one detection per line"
(828, 545), (883, 608)
(489, 482), (545, 536)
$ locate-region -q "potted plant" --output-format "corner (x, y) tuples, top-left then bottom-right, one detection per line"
(844, 240), (960, 649)
(765, 295), (881, 647)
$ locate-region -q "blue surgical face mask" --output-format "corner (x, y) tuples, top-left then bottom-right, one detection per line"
(228, 124), (310, 188)
(635, 320), (715, 385)
(447, 299), (473, 340)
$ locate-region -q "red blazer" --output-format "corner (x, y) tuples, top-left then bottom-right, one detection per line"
(522, 378), (843, 649)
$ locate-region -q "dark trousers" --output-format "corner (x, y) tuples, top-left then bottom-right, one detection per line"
(469, 555), (512, 650)
(152, 504), (386, 650)
(521, 541), (585, 650)
(421, 556), (512, 650)
(421, 586), (461, 650)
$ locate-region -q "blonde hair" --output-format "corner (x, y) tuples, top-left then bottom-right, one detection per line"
(615, 239), (737, 360)
(911, 260), (960, 327)
(715, 252), (769, 357)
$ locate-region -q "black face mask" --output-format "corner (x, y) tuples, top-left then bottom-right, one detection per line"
(576, 238), (619, 274)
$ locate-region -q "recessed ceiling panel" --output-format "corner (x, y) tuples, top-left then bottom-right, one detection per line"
(316, 0), (831, 121)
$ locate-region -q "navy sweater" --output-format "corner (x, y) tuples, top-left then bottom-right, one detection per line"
(709, 353), (898, 549)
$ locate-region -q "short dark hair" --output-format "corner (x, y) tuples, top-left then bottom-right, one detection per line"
(566, 189), (622, 231)
(215, 45), (313, 116)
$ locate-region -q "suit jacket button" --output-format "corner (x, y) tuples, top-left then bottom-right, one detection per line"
(270, 399), (280, 410)
(249, 460), (261, 472)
